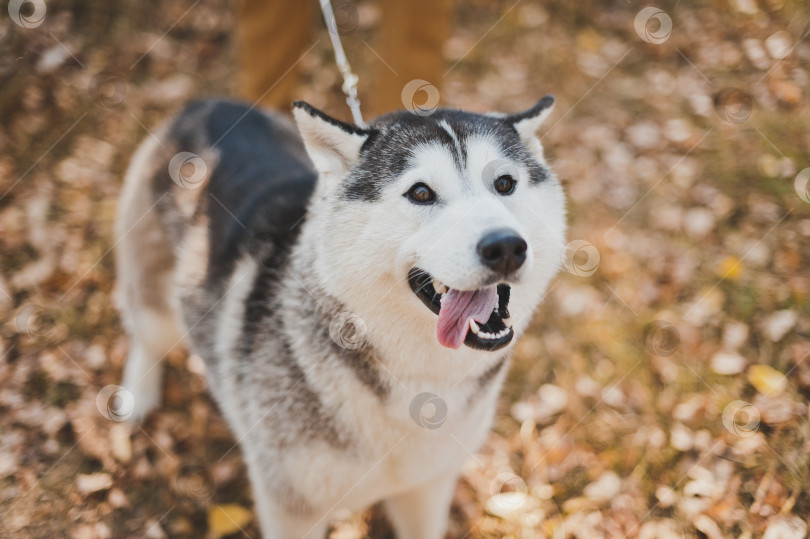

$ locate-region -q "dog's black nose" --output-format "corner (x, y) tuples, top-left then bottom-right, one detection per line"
(477, 229), (527, 276)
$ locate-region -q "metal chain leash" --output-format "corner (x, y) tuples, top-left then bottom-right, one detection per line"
(319, 0), (365, 126)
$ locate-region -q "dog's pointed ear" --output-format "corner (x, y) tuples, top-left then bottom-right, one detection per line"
(504, 95), (555, 148)
(292, 101), (375, 178)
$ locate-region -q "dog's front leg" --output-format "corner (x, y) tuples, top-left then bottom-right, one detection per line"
(249, 480), (329, 539)
(244, 453), (328, 539)
(383, 469), (460, 539)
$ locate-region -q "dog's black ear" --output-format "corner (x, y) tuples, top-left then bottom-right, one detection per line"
(292, 101), (375, 179)
(504, 95), (555, 149)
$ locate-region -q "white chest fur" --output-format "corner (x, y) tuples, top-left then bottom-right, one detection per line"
(282, 372), (503, 513)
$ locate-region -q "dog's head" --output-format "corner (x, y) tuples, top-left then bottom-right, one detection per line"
(293, 98), (566, 353)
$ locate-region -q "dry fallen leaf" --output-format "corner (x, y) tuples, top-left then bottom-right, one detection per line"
(769, 79), (802, 106)
(207, 504), (253, 538)
(76, 473), (113, 496)
(747, 365), (788, 395)
(717, 256), (743, 281)
(583, 471), (621, 503)
(711, 351), (746, 375)
(761, 310), (797, 342)
(109, 423), (132, 463)
(762, 515), (807, 539)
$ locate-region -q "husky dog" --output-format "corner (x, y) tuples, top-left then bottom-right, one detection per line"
(115, 96), (566, 538)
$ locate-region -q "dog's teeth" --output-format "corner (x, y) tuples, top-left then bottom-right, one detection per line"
(433, 279), (447, 294)
(502, 316), (512, 328)
(474, 326), (515, 341)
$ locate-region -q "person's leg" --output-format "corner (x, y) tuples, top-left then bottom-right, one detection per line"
(371, 0), (453, 116)
(235, 0), (314, 111)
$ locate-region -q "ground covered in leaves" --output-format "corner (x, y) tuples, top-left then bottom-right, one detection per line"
(2, 0), (810, 537)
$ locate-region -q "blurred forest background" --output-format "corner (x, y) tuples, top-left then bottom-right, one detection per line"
(1, 0), (809, 537)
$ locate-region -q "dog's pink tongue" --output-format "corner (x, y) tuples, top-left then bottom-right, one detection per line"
(437, 286), (498, 349)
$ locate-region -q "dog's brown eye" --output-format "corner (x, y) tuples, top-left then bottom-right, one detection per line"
(406, 183), (436, 204)
(494, 175), (516, 195)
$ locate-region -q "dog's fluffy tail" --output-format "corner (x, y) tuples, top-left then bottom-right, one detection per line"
(114, 131), (184, 423)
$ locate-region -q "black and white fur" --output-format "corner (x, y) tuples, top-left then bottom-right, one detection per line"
(115, 97), (566, 538)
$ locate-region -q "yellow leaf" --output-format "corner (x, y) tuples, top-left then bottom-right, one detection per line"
(208, 504), (253, 538)
(542, 516), (564, 537)
(576, 29), (603, 52)
(747, 364), (787, 395)
(718, 256), (743, 281)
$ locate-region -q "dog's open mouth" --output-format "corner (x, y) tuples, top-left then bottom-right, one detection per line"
(407, 268), (514, 351)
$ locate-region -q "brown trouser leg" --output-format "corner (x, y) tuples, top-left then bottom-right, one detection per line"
(235, 0), (453, 119)
(369, 0), (452, 117)
(235, 0), (314, 111)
